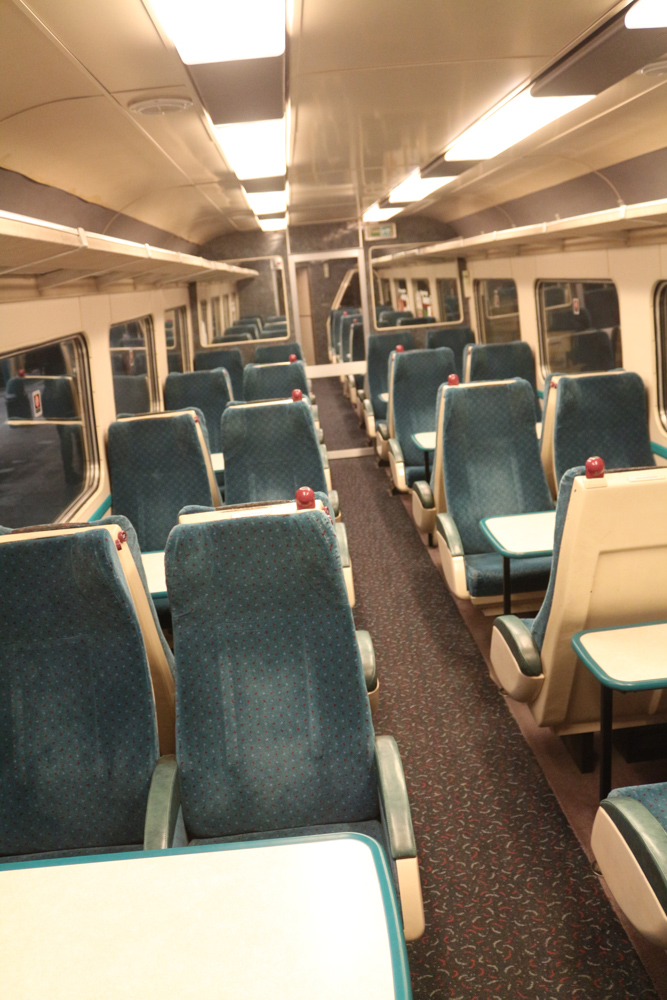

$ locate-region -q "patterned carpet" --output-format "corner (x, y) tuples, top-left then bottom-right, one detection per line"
(318, 379), (658, 1000)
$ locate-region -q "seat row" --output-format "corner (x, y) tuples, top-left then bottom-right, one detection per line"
(215, 313), (288, 341)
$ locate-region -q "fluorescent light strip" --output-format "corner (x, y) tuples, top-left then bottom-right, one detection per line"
(362, 204), (401, 223)
(389, 171), (455, 204)
(445, 89), (594, 161)
(258, 217), (287, 231)
(150, 0), (285, 64)
(245, 190), (288, 214)
(626, 0), (667, 28)
(215, 118), (286, 180)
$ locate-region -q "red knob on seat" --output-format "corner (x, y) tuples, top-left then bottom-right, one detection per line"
(585, 456), (605, 479)
(396, 344), (404, 353)
(289, 354), (297, 362)
(295, 486), (316, 509)
(18, 368), (25, 377)
(447, 374), (460, 386)
(291, 389), (303, 401)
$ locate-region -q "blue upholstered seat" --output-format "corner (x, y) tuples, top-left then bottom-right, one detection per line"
(112, 374), (150, 415)
(163, 505), (423, 937)
(463, 341), (541, 420)
(0, 523), (169, 863)
(259, 323), (288, 338)
(225, 323), (257, 339)
(388, 347), (456, 490)
(330, 308), (361, 359)
(108, 411), (221, 552)
(243, 360), (309, 401)
(396, 316), (435, 326)
(366, 332), (414, 421)
(567, 329), (614, 371)
(439, 379), (554, 601)
(194, 349), (244, 400)
(377, 310), (413, 328)
(254, 342), (303, 363)
(552, 370), (653, 485)
(164, 369), (232, 454)
(426, 326), (475, 379)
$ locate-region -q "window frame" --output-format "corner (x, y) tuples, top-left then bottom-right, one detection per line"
(165, 306), (190, 373)
(536, 278), (621, 378)
(654, 282), (667, 432)
(474, 278), (521, 344)
(109, 314), (159, 415)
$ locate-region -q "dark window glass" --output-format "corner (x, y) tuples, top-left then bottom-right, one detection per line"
(436, 277), (461, 322)
(109, 316), (155, 415)
(340, 271), (361, 307)
(165, 307), (188, 373)
(476, 279), (521, 343)
(537, 280), (621, 374)
(0, 336), (96, 527)
(412, 279), (434, 317)
(395, 278), (409, 311)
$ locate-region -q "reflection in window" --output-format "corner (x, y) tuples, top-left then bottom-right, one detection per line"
(436, 278), (461, 322)
(655, 284), (667, 432)
(476, 279), (521, 344)
(109, 317), (155, 415)
(211, 298), (222, 341)
(199, 301), (209, 344)
(166, 307), (188, 373)
(412, 279), (434, 317)
(0, 337), (96, 527)
(537, 280), (621, 374)
(222, 295), (230, 329)
(380, 278), (392, 306)
(395, 279), (409, 311)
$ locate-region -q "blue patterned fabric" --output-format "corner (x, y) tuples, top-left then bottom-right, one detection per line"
(465, 553), (553, 599)
(378, 311), (413, 328)
(608, 783), (667, 834)
(443, 379), (554, 557)
(243, 360), (309, 401)
(339, 315), (360, 360)
(426, 326), (475, 378)
(351, 321), (366, 388)
(567, 329), (614, 372)
(465, 341), (541, 419)
(255, 343), (303, 363)
(165, 509), (377, 839)
(108, 413), (214, 551)
(397, 316), (435, 326)
(0, 529), (159, 859)
(367, 332), (414, 419)
(225, 324), (257, 339)
(331, 308), (361, 357)
(112, 375), (150, 415)
(553, 372), (654, 484)
(392, 348), (455, 485)
(221, 400), (327, 503)
(164, 370), (232, 453)
(529, 467), (582, 651)
(194, 349), (244, 401)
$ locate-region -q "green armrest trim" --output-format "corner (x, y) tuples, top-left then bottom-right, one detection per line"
(412, 480), (434, 509)
(494, 615), (543, 678)
(435, 513), (464, 557)
(376, 735), (417, 860)
(328, 490), (340, 517)
(143, 755), (181, 849)
(320, 444), (330, 469)
(388, 438), (404, 464)
(317, 427), (324, 444)
(363, 398), (373, 416)
(377, 421), (389, 440)
(356, 629), (377, 693)
(335, 521), (351, 567)
(601, 798), (667, 914)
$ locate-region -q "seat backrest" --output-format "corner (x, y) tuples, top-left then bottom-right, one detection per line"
(254, 342), (303, 364)
(442, 379), (554, 555)
(259, 323), (288, 338)
(332, 308), (361, 357)
(366, 331), (414, 419)
(164, 369), (232, 454)
(112, 374), (150, 415)
(388, 347), (456, 467)
(463, 341), (541, 420)
(426, 326), (475, 378)
(243, 360), (309, 401)
(530, 466), (667, 730)
(552, 370), (654, 485)
(0, 524), (162, 858)
(220, 331), (253, 342)
(377, 310), (413, 328)
(396, 316), (436, 326)
(108, 411), (221, 551)
(340, 314), (360, 360)
(194, 349), (244, 400)
(225, 324), (257, 339)
(566, 329), (614, 372)
(165, 507), (377, 840)
(220, 399), (327, 503)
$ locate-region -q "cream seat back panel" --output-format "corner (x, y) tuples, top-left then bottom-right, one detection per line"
(387, 353), (397, 439)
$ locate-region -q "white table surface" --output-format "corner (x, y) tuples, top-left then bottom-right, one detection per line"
(141, 550), (166, 596)
(576, 622), (667, 686)
(412, 431), (436, 451)
(481, 510), (556, 558)
(0, 837), (403, 1000)
(211, 451), (225, 472)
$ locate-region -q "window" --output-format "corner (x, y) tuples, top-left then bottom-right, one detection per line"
(0, 336), (97, 527)
(340, 271), (361, 308)
(222, 294), (231, 330)
(394, 279), (409, 311)
(475, 279), (521, 343)
(211, 297), (222, 340)
(537, 280), (621, 374)
(412, 279), (434, 317)
(380, 278), (392, 307)
(655, 284), (667, 431)
(436, 278), (461, 322)
(199, 301), (209, 343)
(109, 316), (156, 416)
(165, 307), (189, 373)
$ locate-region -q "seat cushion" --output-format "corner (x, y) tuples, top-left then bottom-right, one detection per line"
(465, 553), (552, 598)
(609, 783), (667, 835)
(0, 844), (142, 865)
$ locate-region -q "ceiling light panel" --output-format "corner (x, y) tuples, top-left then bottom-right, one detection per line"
(445, 89), (594, 161)
(388, 171), (455, 203)
(215, 118), (286, 179)
(258, 216), (287, 231)
(362, 204), (401, 222)
(245, 190), (288, 214)
(626, 0), (667, 28)
(150, 0), (286, 64)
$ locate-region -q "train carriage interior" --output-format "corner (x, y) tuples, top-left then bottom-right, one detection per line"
(7, 0), (667, 996)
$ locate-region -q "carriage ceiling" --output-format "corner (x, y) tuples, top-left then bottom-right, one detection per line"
(1, 0), (666, 249)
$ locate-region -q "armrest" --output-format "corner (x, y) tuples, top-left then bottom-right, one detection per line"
(358, 389), (366, 402)
(493, 615), (542, 677)
(317, 428), (324, 444)
(376, 736), (417, 860)
(362, 397), (373, 416)
(335, 521), (350, 567)
(143, 755), (181, 849)
(356, 629), (377, 693)
(412, 480), (434, 509)
(319, 444), (330, 469)
(388, 438), (404, 464)
(328, 489), (340, 517)
(311, 404), (319, 423)
(376, 421), (389, 440)
(599, 797), (667, 911)
(435, 512), (464, 556)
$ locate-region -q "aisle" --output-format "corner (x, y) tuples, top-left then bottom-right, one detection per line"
(317, 378), (657, 1000)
